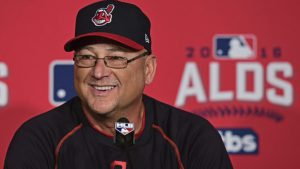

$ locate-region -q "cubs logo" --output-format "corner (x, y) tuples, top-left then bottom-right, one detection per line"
(92, 4), (115, 26)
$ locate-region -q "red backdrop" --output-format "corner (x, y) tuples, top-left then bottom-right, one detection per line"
(1, 0), (299, 168)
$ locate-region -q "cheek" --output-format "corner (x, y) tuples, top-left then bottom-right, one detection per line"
(74, 67), (90, 89)
(121, 67), (146, 90)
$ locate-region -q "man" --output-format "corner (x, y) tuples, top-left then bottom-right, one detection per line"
(5, 0), (233, 169)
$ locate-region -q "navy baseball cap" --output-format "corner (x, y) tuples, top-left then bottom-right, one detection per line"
(64, 0), (151, 53)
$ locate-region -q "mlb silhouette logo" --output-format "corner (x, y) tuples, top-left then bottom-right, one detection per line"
(49, 60), (76, 106)
(213, 34), (257, 59)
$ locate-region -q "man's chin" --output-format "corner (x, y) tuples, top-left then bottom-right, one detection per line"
(89, 104), (117, 117)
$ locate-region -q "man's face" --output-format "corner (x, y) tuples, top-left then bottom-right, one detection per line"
(74, 43), (156, 118)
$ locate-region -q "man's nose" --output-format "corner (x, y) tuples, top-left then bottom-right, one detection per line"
(92, 58), (110, 78)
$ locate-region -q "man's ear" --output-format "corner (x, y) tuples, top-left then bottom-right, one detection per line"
(144, 54), (157, 85)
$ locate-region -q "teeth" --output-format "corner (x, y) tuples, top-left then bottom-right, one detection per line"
(94, 86), (115, 91)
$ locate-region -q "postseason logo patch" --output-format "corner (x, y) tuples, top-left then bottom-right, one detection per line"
(92, 4), (115, 26)
(213, 34), (257, 59)
(115, 122), (134, 135)
(49, 60), (76, 106)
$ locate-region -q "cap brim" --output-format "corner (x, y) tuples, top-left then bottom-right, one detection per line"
(64, 32), (144, 52)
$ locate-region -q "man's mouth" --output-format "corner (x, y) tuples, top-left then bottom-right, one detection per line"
(92, 85), (117, 91)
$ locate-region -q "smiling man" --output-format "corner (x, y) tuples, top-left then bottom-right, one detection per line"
(5, 0), (233, 169)
(73, 43), (154, 135)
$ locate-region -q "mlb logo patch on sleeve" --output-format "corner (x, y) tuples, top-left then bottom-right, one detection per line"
(213, 34), (257, 59)
(49, 60), (76, 106)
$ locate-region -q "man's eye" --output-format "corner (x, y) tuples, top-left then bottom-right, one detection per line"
(107, 56), (126, 60)
(79, 55), (95, 60)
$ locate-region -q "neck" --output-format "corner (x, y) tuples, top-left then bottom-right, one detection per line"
(82, 102), (144, 136)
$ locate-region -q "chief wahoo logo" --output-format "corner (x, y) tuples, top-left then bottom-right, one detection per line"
(92, 4), (115, 26)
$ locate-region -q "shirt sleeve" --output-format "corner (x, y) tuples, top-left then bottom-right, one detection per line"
(187, 123), (233, 169)
(4, 122), (54, 169)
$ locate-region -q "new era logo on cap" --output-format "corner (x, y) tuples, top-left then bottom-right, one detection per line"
(145, 34), (150, 43)
(92, 4), (115, 26)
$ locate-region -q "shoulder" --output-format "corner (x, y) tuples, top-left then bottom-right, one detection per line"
(144, 94), (223, 149)
(143, 94), (214, 132)
(143, 95), (221, 151)
(5, 97), (83, 168)
(143, 95), (233, 168)
(12, 97), (82, 148)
